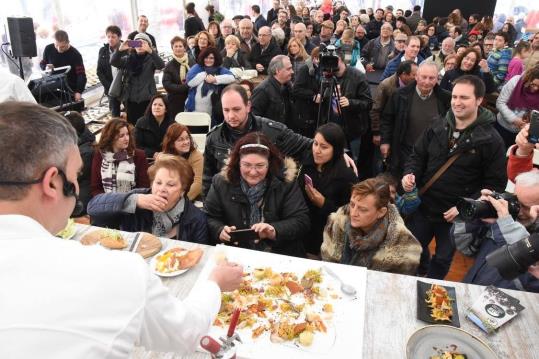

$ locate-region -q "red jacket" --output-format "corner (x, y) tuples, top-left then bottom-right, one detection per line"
(507, 145), (534, 182)
(90, 149), (150, 197)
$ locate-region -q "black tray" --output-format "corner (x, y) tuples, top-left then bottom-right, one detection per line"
(417, 280), (460, 327)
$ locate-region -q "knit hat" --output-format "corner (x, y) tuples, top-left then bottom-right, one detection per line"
(321, 20), (335, 30)
(134, 32), (152, 46)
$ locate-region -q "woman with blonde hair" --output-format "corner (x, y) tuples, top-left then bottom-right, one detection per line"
(190, 30), (216, 61)
(287, 37), (309, 82)
(221, 34), (251, 69)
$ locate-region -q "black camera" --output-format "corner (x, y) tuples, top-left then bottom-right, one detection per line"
(319, 44), (340, 73)
(486, 232), (539, 280)
(456, 192), (520, 221)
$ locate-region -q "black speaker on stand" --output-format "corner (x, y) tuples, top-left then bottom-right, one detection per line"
(7, 17), (37, 79)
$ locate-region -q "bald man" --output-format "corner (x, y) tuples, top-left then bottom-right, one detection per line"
(249, 26), (282, 74)
(293, 22), (315, 54)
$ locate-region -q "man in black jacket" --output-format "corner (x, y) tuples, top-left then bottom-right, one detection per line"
(266, 0), (281, 25)
(248, 26), (282, 75)
(251, 55), (294, 126)
(403, 75), (507, 279)
(380, 62), (451, 178)
(202, 84), (313, 196)
(97, 26), (122, 116)
(40, 30), (87, 102)
(365, 8), (384, 40)
(251, 5), (268, 33)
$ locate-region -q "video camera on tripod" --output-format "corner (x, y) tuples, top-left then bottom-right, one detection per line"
(319, 44), (339, 74)
(316, 44), (343, 128)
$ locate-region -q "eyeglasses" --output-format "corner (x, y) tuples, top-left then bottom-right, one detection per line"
(259, 33), (271, 37)
(205, 56), (215, 60)
(240, 162), (268, 171)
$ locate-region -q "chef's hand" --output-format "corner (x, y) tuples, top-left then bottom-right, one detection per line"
(209, 261), (244, 291)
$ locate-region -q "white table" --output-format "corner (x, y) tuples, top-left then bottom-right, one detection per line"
(73, 225), (539, 358)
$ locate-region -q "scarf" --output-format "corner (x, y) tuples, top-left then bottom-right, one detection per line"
(240, 178), (267, 226)
(201, 66), (219, 97)
(227, 116), (252, 144)
(100, 151), (136, 193)
(172, 53), (190, 82)
(152, 196), (185, 237)
(507, 76), (539, 111)
(128, 53), (146, 76)
(343, 215), (389, 267)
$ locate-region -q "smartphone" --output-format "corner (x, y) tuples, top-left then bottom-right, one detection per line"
(127, 40), (142, 48)
(229, 229), (258, 242)
(528, 110), (539, 144)
(304, 174), (313, 187)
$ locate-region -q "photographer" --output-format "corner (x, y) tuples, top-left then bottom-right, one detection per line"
(452, 172), (539, 292)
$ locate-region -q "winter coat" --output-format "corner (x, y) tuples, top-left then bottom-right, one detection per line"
(248, 40), (282, 75)
(507, 145), (534, 182)
(452, 218), (539, 293)
(87, 188), (208, 244)
(291, 60), (320, 136)
(370, 73), (401, 135)
(221, 49), (251, 69)
(134, 115), (175, 158)
(251, 76), (293, 126)
(380, 81), (451, 175)
(162, 57), (194, 119)
(185, 64), (235, 114)
(361, 37), (395, 70)
(380, 53), (425, 81)
(204, 158), (309, 257)
(440, 67), (496, 94)
(184, 16), (205, 38)
(96, 44), (115, 94)
(202, 114), (313, 196)
(110, 50), (165, 103)
(404, 108), (507, 220)
(321, 204), (422, 275)
(299, 154), (358, 255)
(334, 38), (361, 67)
(78, 128), (95, 213)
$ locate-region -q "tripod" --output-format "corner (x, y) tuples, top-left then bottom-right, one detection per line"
(316, 72), (343, 129)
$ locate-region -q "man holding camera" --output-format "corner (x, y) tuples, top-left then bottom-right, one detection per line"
(452, 172), (539, 292)
(403, 75), (507, 279)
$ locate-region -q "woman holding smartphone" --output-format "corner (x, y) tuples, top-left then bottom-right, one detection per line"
(204, 132), (309, 257)
(299, 123), (358, 258)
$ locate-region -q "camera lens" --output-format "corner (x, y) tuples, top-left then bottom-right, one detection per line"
(456, 197), (497, 221)
(486, 233), (539, 280)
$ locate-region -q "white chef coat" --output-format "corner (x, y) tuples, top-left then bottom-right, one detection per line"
(0, 215), (220, 358)
(0, 69), (37, 103)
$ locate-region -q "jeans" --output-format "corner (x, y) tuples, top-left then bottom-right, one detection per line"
(108, 95), (121, 117)
(406, 210), (455, 279)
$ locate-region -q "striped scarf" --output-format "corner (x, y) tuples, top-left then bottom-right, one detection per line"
(100, 151), (136, 193)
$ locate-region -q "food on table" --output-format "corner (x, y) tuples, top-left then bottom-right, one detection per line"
(81, 229), (128, 249)
(155, 247), (203, 273)
(56, 219), (76, 239)
(430, 352), (467, 359)
(215, 267), (337, 347)
(425, 284), (454, 321)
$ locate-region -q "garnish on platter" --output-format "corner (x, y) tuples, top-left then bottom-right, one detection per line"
(153, 246), (204, 276)
(81, 228), (127, 249)
(56, 218), (76, 239)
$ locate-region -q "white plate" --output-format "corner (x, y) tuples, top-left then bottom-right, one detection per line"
(406, 325), (498, 359)
(150, 247), (190, 277)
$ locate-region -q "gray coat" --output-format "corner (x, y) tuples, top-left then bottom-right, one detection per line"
(496, 75), (526, 133)
(110, 50), (165, 103)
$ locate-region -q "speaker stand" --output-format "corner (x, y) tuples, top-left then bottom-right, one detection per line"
(17, 57), (24, 80)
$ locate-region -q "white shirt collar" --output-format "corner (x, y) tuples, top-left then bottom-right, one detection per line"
(415, 86), (433, 100)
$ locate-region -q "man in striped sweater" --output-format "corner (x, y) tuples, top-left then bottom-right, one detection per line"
(487, 32), (513, 89)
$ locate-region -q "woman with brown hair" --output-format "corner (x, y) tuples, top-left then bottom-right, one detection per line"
(88, 155), (208, 243)
(135, 94), (175, 159)
(159, 123), (203, 200)
(162, 36), (194, 119)
(204, 132), (309, 257)
(321, 177), (421, 275)
(90, 118), (150, 197)
(287, 37), (309, 83)
(440, 47), (496, 93)
(190, 30), (216, 62)
(208, 21), (224, 51)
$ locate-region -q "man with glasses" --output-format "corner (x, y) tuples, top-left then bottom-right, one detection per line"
(0, 102), (243, 358)
(248, 26), (282, 75)
(361, 22), (395, 71)
(482, 33), (496, 59)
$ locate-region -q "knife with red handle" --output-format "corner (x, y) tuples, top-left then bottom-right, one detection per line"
(227, 308), (241, 337)
(200, 336), (221, 355)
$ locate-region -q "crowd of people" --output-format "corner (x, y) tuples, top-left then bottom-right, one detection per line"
(2, 1), (539, 356)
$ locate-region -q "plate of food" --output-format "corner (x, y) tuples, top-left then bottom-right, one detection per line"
(417, 281), (460, 327)
(80, 228), (128, 250)
(151, 246), (204, 277)
(56, 218), (77, 240)
(406, 325), (498, 359)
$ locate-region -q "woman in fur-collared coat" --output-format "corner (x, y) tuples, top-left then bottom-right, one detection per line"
(321, 177), (422, 275)
(204, 132), (309, 258)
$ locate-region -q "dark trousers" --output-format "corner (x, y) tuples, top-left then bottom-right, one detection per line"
(126, 100), (150, 126)
(494, 121), (517, 150)
(406, 210), (455, 279)
(108, 96), (121, 117)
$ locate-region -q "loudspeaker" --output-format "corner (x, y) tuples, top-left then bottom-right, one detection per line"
(8, 17), (37, 58)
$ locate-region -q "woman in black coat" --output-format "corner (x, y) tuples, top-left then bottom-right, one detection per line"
(135, 94), (175, 159)
(291, 48), (320, 137)
(440, 47), (496, 94)
(299, 123), (358, 257)
(221, 35), (251, 69)
(204, 132), (310, 258)
(88, 155), (208, 244)
(184, 2), (205, 38)
(162, 36), (194, 120)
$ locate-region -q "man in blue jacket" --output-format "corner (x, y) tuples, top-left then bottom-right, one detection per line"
(380, 35), (423, 81)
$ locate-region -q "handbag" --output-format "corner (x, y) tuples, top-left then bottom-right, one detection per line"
(418, 153), (461, 196)
(109, 68), (126, 99)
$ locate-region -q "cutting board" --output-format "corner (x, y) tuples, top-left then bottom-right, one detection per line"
(81, 230), (162, 259)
